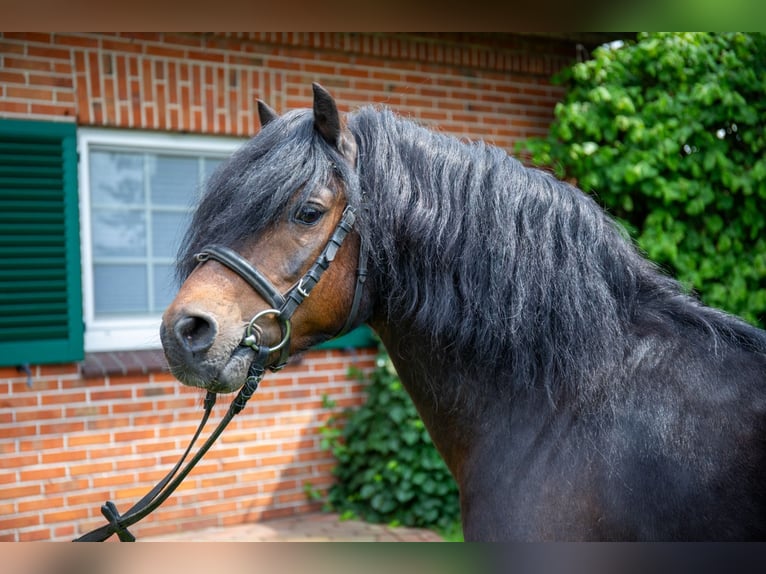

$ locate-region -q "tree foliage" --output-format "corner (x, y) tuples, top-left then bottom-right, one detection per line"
(318, 347), (460, 531)
(519, 32), (766, 326)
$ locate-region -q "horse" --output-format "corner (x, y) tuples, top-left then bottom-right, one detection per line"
(160, 82), (766, 541)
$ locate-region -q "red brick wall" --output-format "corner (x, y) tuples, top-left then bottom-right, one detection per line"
(0, 32), (573, 148)
(0, 32), (576, 541)
(0, 350), (375, 541)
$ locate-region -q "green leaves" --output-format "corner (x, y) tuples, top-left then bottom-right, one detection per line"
(317, 346), (460, 530)
(518, 32), (766, 327)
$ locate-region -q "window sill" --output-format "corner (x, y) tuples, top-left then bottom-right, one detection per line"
(80, 349), (170, 379)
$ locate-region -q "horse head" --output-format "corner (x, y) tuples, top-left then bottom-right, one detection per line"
(160, 83), (367, 393)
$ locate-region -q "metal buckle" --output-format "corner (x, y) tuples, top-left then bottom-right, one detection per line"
(296, 279), (310, 299)
(243, 308), (292, 353)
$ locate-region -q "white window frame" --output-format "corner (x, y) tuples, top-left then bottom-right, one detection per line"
(78, 128), (245, 352)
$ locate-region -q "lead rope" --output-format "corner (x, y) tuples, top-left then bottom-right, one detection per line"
(74, 201), (364, 542)
(73, 346), (270, 542)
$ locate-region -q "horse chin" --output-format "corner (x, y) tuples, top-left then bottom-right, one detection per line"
(167, 344), (253, 395)
(212, 346), (255, 393)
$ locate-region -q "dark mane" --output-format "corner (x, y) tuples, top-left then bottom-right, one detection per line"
(348, 106), (766, 400)
(180, 102), (766, 402)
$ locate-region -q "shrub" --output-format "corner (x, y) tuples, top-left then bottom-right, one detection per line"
(318, 346), (460, 531)
(518, 32), (766, 326)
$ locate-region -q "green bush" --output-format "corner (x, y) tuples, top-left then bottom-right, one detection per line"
(518, 32), (766, 327)
(318, 346), (460, 531)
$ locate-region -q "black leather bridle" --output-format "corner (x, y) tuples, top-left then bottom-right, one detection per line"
(74, 204), (367, 542)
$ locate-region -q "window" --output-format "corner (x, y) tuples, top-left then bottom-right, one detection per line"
(78, 129), (244, 352)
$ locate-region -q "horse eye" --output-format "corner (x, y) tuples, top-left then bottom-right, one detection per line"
(294, 204), (324, 226)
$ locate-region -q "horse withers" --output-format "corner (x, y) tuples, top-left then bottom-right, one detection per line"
(161, 83), (766, 541)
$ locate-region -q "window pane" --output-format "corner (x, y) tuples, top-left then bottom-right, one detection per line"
(153, 263), (177, 312)
(150, 155), (199, 207)
(203, 157), (224, 185)
(90, 151), (144, 205)
(152, 211), (189, 258)
(94, 264), (148, 315)
(92, 209), (146, 257)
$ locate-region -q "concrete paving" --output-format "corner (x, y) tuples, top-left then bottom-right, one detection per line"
(142, 512), (444, 542)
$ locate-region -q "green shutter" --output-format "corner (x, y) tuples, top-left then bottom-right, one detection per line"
(0, 119), (83, 366)
(315, 325), (377, 350)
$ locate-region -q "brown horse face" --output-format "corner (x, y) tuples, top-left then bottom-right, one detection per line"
(160, 83), (362, 393)
(160, 183), (359, 393)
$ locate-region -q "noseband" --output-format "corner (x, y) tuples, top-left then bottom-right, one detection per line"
(75, 204), (366, 542)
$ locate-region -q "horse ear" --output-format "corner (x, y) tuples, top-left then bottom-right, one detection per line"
(312, 82), (342, 146)
(257, 100), (279, 128)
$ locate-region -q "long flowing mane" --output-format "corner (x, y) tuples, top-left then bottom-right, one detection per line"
(179, 102), (766, 403)
(348, 106), (766, 400)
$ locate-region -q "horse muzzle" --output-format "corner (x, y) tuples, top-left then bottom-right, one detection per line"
(160, 307), (280, 393)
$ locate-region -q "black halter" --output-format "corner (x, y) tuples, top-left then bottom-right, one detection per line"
(74, 204), (366, 542)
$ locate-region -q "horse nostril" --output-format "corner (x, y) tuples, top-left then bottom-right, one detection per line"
(174, 314), (217, 354)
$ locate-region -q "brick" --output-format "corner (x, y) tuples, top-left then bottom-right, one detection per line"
(0, 483), (41, 498)
(114, 429), (155, 442)
(64, 405), (106, 418)
(66, 490), (109, 507)
(145, 44), (186, 59)
(132, 414), (174, 427)
(134, 440), (176, 454)
(194, 500), (238, 516)
(277, 491), (310, 504)
(0, 424), (33, 441)
(26, 46), (71, 60)
(29, 104), (74, 117)
(43, 507), (90, 524)
(86, 444), (132, 459)
(163, 33), (204, 48)
(43, 478), (88, 496)
(0, 71), (26, 83)
(5, 86), (54, 101)
(20, 466), (66, 481)
(113, 485), (154, 501)
(19, 437), (64, 451)
(93, 473), (135, 488)
(53, 34), (99, 48)
(0, 40), (25, 54)
(18, 496), (65, 513)
(19, 528), (51, 541)
(101, 38), (143, 54)
(41, 449), (87, 464)
(3, 56), (51, 72)
(187, 50), (225, 63)
(0, 514), (40, 530)
(41, 390), (87, 405)
(91, 389), (132, 401)
(86, 416), (130, 430)
(54, 524), (76, 539)
(70, 461), (113, 476)
(60, 376), (92, 390)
